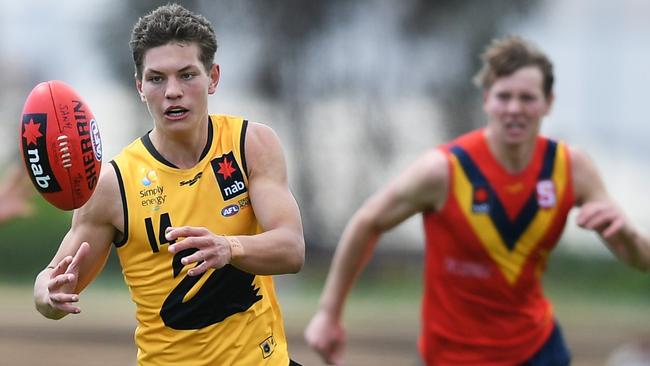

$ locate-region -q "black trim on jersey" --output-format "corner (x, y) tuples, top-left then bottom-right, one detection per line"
(199, 116), (214, 161)
(240, 119), (249, 178)
(140, 116), (214, 169)
(141, 132), (177, 168)
(109, 160), (129, 247)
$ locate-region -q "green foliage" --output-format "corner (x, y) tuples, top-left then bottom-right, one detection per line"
(0, 197), (70, 282)
(0, 196), (123, 284)
(544, 250), (650, 305)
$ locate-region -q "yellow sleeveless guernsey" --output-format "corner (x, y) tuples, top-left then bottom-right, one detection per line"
(110, 115), (289, 366)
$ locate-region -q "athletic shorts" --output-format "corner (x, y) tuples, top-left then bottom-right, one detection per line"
(521, 322), (571, 366)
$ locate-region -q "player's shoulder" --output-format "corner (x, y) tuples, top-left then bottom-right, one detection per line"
(565, 144), (596, 172)
(394, 148), (449, 195)
(244, 122), (283, 156)
(242, 122), (286, 177)
(245, 121), (279, 142)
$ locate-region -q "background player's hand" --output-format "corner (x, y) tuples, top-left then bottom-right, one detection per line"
(0, 190), (34, 223)
(0, 164), (34, 223)
(305, 310), (346, 365)
(166, 226), (231, 276)
(576, 201), (628, 240)
(46, 242), (90, 314)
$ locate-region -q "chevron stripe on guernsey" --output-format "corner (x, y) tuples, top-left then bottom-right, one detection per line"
(449, 140), (568, 284)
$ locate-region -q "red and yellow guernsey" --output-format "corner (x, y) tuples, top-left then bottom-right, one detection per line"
(421, 129), (574, 365)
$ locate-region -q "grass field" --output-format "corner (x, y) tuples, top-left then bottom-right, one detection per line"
(1, 252), (649, 365)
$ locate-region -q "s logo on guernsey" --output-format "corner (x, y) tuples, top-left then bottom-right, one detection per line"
(211, 151), (247, 201)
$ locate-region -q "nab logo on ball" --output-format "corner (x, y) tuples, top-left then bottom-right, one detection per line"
(21, 113), (62, 193)
(211, 151), (247, 201)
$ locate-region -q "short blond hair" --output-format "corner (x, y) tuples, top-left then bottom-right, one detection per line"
(473, 36), (554, 97)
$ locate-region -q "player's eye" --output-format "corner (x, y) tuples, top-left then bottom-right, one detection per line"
(496, 92), (511, 102)
(181, 73), (195, 80)
(520, 94), (536, 103)
(146, 75), (164, 83)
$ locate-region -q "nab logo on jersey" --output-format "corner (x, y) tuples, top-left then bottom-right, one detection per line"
(211, 151), (247, 201)
(472, 185), (490, 213)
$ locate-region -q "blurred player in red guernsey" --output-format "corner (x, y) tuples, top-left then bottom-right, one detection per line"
(305, 36), (650, 365)
(33, 4), (304, 365)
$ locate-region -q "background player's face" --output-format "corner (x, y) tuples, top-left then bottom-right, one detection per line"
(136, 42), (219, 134)
(482, 66), (552, 145)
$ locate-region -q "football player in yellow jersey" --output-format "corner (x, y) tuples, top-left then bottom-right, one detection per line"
(33, 4), (305, 365)
(305, 36), (650, 365)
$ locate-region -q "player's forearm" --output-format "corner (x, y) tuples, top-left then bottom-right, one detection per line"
(606, 226), (650, 272)
(229, 228), (305, 275)
(319, 214), (382, 319)
(33, 268), (68, 320)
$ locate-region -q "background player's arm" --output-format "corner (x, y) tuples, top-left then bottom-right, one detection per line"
(305, 149), (449, 365)
(0, 162), (34, 223)
(571, 147), (650, 271)
(33, 164), (122, 319)
(167, 122), (305, 276)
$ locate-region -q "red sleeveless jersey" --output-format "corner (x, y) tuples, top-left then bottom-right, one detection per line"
(420, 129), (574, 365)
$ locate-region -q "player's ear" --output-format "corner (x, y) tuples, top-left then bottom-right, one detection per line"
(208, 64), (220, 95)
(544, 92), (555, 116)
(135, 74), (146, 103)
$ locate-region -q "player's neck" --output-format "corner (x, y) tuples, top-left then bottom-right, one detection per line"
(149, 120), (209, 169)
(484, 130), (536, 174)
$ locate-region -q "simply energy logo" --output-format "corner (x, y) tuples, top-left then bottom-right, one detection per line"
(140, 168), (166, 209)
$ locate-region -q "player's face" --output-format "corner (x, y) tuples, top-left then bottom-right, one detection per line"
(136, 42), (219, 133)
(483, 66), (553, 146)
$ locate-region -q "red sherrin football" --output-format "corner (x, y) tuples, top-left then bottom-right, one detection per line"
(19, 80), (102, 210)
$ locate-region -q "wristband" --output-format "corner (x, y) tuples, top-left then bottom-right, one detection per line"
(225, 236), (244, 260)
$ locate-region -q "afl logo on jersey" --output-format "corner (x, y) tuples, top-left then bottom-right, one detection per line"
(221, 204), (240, 217)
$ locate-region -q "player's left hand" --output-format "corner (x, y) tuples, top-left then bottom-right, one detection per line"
(166, 226), (232, 276)
(576, 200), (629, 240)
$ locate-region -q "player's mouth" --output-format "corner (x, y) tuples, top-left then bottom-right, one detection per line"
(164, 106), (189, 120)
(505, 121), (526, 132)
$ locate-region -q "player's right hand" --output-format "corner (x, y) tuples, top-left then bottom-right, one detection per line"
(46, 242), (90, 315)
(304, 310), (347, 365)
